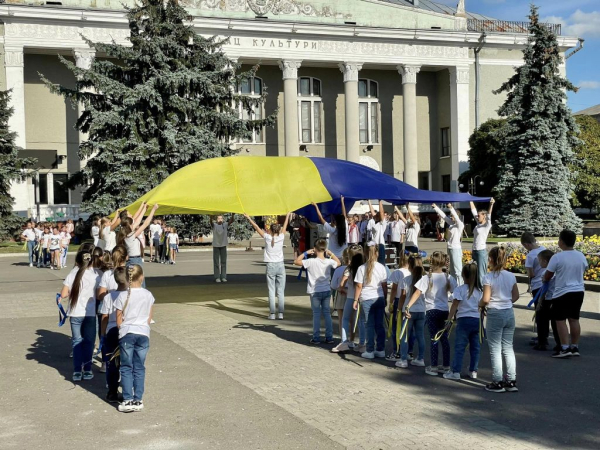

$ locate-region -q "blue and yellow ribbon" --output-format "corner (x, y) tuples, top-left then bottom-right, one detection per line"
(56, 293), (67, 327)
(432, 320), (454, 343)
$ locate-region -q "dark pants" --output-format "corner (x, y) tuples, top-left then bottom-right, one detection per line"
(390, 298), (400, 354)
(102, 327), (120, 395)
(377, 244), (386, 266)
(537, 300), (559, 346)
(426, 309), (450, 367)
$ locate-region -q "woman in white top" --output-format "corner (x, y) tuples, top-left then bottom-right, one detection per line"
(388, 210), (405, 265)
(470, 198), (495, 288)
(312, 199), (348, 260)
(433, 203), (465, 284)
(245, 213), (291, 320)
(395, 204), (420, 254)
(58, 248), (102, 381)
(98, 215), (120, 253)
(479, 246), (519, 393)
(353, 245), (388, 359)
(444, 263), (483, 381)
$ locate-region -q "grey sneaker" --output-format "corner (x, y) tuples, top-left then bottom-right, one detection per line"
(83, 371), (94, 380)
(268, 313), (276, 320)
(443, 372), (461, 380)
(277, 313), (284, 320)
(72, 372), (82, 382)
(215, 279), (221, 283)
(395, 360), (408, 368)
(410, 359), (425, 367)
(425, 366), (439, 376)
(118, 400), (135, 413)
(132, 400), (144, 411)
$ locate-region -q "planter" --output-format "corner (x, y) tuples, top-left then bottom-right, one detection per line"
(582, 223), (600, 239)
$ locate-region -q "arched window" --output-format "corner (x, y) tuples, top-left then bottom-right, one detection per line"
(297, 77), (322, 144)
(237, 76), (264, 144)
(358, 79), (379, 144)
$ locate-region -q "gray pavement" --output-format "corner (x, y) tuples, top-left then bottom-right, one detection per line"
(1, 243), (600, 450)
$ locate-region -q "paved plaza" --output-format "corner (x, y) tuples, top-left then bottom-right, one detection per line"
(1, 242), (600, 450)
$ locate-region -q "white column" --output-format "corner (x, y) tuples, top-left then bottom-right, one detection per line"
(397, 64), (420, 187)
(73, 49), (95, 170)
(449, 66), (470, 190)
(339, 62), (362, 164)
(278, 60), (302, 157)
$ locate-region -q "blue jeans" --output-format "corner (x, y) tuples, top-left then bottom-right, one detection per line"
(472, 249), (488, 289)
(448, 248), (463, 285)
(266, 262), (286, 314)
(26, 241), (35, 265)
(310, 291), (333, 342)
(378, 244), (386, 266)
(70, 316), (96, 372)
(486, 308), (516, 382)
(342, 296), (365, 344)
(120, 333), (150, 401)
(61, 245), (69, 267)
(361, 297), (385, 353)
(451, 317), (480, 373)
(400, 311), (425, 360)
(127, 257), (145, 288)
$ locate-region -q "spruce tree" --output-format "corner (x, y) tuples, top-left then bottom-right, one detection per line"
(0, 90), (34, 240)
(42, 0), (273, 239)
(493, 5), (582, 236)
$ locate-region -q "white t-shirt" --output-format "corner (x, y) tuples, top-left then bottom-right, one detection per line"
(330, 265), (346, 291)
(100, 226), (117, 252)
(389, 221), (405, 243)
(483, 270), (517, 310)
(125, 233), (142, 257)
(49, 234), (61, 250)
(302, 257), (337, 294)
(34, 228), (44, 240)
(264, 234), (284, 263)
(22, 229), (35, 241)
(451, 284), (483, 319)
(63, 267), (102, 317)
(324, 222), (348, 258)
(434, 206), (464, 250)
(471, 209), (492, 251)
(415, 273), (457, 311)
(389, 267), (411, 297)
(99, 290), (120, 333)
(348, 223), (360, 244)
(114, 288), (155, 339)
(368, 220), (388, 246)
(91, 225), (100, 246)
(402, 275), (426, 313)
(525, 246), (546, 291)
(99, 269), (118, 293)
(149, 224), (162, 240)
(60, 232), (71, 247)
(405, 223), (420, 247)
(169, 233), (179, 245)
(212, 223), (228, 248)
(42, 233), (51, 249)
(546, 250), (588, 298)
(354, 262), (387, 301)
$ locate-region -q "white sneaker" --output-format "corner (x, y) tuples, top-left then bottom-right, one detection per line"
(395, 360), (408, 368)
(150, 319), (156, 324)
(469, 371), (478, 379)
(331, 310), (338, 317)
(268, 313), (276, 320)
(361, 351), (375, 359)
(374, 350), (386, 358)
(72, 372), (82, 381)
(443, 372), (461, 380)
(410, 359), (425, 367)
(215, 279), (221, 283)
(425, 366), (439, 376)
(354, 344), (366, 353)
(221, 279), (227, 283)
(29, 263), (33, 267)
(277, 313), (284, 320)
(118, 401), (135, 413)
(331, 342), (350, 353)
(131, 401), (144, 412)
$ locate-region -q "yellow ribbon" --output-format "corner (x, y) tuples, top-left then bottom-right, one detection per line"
(353, 302), (361, 333)
(386, 309), (394, 339)
(432, 320), (454, 342)
(398, 314), (409, 348)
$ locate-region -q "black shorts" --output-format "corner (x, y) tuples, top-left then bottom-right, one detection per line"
(552, 291), (584, 321)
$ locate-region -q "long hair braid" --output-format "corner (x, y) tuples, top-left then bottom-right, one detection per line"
(69, 252), (92, 312)
(121, 265), (135, 319)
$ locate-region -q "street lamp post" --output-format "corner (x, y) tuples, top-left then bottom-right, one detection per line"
(459, 176), (484, 195)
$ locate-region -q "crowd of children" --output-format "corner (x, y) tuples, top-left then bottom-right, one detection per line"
(20, 220), (74, 270)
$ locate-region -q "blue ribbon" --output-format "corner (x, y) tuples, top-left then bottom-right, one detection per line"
(297, 253), (308, 280)
(527, 283), (549, 308)
(56, 293), (67, 327)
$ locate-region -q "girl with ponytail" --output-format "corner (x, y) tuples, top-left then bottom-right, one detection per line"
(479, 246), (519, 393)
(245, 213), (292, 319)
(58, 246), (102, 381)
(312, 198), (349, 259)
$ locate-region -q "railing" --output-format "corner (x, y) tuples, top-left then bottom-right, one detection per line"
(467, 19), (562, 36)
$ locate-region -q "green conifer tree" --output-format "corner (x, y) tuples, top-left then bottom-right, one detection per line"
(42, 0), (273, 239)
(493, 5), (582, 236)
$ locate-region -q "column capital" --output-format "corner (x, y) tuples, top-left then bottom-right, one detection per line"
(449, 66), (470, 85)
(397, 65), (421, 84)
(73, 48), (96, 70)
(338, 62), (363, 83)
(278, 60), (302, 80)
(4, 46), (24, 68)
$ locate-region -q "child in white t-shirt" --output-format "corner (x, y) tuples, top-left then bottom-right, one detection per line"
(115, 264), (155, 413)
(536, 249), (558, 351)
(444, 263), (483, 381)
(168, 227), (179, 265)
(41, 227), (52, 267)
(60, 226), (71, 268)
(386, 254), (410, 361)
(294, 238), (340, 345)
(49, 227), (62, 270)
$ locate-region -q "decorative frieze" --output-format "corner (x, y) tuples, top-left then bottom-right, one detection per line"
(4, 48), (24, 68)
(192, 0), (352, 20)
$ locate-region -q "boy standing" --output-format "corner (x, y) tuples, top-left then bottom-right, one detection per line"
(521, 232), (546, 348)
(211, 215), (234, 283)
(544, 230), (588, 358)
(537, 250), (560, 351)
(294, 239), (340, 344)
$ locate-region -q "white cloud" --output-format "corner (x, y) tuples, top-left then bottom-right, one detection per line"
(579, 81), (600, 89)
(541, 10), (600, 38)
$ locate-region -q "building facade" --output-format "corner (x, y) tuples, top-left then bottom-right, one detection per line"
(0, 0), (576, 219)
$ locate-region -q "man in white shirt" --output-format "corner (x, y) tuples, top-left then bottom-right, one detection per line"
(367, 200), (388, 266)
(21, 222), (37, 267)
(470, 199), (495, 289)
(211, 215), (234, 283)
(148, 219), (162, 262)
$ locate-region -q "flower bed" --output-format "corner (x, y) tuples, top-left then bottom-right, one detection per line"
(461, 236), (600, 282)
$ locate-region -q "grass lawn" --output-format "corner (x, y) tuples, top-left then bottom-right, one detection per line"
(462, 236), (559, 243)
(0, 242), (27, 254)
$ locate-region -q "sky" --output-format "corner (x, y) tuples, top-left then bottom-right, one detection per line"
(435, 0), (600, 113)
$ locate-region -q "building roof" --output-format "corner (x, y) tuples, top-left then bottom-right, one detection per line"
(574, 104), (600, 116)
(377, 0), (494, 21)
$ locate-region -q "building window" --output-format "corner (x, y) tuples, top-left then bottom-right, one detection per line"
(38, 174), (48, 205)
(297, 77), (322, 144)
(442, 175), (451, 193)
(236, 76), (264, 144)
(358, 79), (379, 144)
(441, 127), (450, 157)
(418, 172), (430, 190)
(53, 174), (70, 205)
